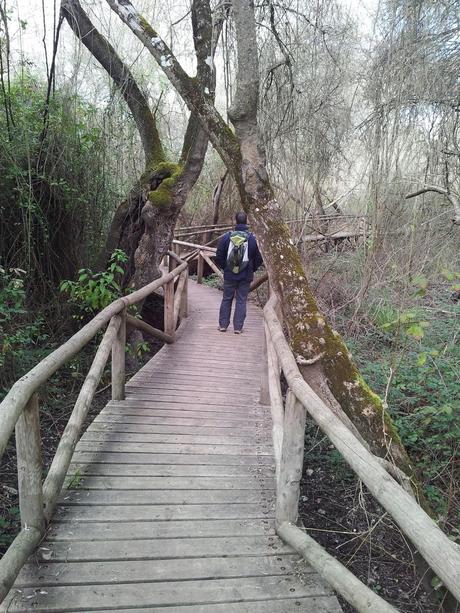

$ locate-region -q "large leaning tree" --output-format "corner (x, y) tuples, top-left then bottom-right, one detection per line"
(61, 0), (225, 288)
(105, 0), (423, 499)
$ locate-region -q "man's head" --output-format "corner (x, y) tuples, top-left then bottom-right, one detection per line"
(235, 211), (247, 225)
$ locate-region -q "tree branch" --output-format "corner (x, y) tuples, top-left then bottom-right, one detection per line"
(61, 0), (164, 167)
(405, 185), (460, 224)
(105, 0), (241, 179)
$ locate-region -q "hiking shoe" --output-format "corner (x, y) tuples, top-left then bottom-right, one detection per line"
(218, 327), (227, 332)
(234, 329), (242, 334)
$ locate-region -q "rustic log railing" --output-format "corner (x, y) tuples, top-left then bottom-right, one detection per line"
(0, 257), (189, 602)
(171, 239), (268, 292)
(262, 294), (460, 611)
(176, 215), (369, 245)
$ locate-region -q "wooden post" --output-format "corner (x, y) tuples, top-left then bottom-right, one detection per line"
(112, 308), (126, 400)
(197, 251), (204, 284)
(276, 389), (306, 527)
(168, 248), (175, 273)
(259, 326), (270, 404)
(179, 269), (188, 319)
(15, 393), (45, 532)
(164, 278), (175, 338)
(265, 322), (284, 481)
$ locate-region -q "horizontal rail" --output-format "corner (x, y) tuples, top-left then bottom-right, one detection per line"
(278, 522), (397, 612)
(127, 313), (174, 344)
(42, 314), (122, 520)
(263, 295), (460, 606)
(0, 261), (187, 462)
(172, 239), (217, 253)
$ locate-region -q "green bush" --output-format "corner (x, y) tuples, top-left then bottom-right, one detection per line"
(351, 300), (460, 520)
(0, 267), (48, 386)
(60, 249), (128, 316)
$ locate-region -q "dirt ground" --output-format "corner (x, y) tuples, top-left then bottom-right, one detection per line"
(298, 417), (455, 613)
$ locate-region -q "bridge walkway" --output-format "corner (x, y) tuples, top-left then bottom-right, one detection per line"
(3, 281), (341, 612)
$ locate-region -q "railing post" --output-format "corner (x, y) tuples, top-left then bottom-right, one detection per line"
(197, 250), (204, 284)
(259, 326), (270, 404)
(164, 278), (175, 338)
(179, 269), (188, 319)
(276, 389), (306, 527)
(112, 309), (126, 400)
(15, 393), (45, 532)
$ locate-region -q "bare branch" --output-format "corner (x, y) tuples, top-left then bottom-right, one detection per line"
(405, 185), (460, 224)
(105, 0), (241, 178)
(61, 0), (164, 167)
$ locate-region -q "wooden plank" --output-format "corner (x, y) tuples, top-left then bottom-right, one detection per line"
(82, 431), (270, 446)
(15, 553), (301, 586)
(124, 391), (259, 404)
(68, 463), (275, 478)
(71, 451), (274, 466)
(60, 489), (273, 505)
(88, 422), (271, 438)
(45, 519), (276, 541)
(82, 599), (342, 613)
(4, 574), (330, 611)
(126, 381), (258, 394)
(53, 503), (273, 522)
(75, 441), (273, 456)
(128, 370), (261, 383)
(94, 410), (269, 425)
(99, 408), (266, 422)
(32, 536), (288, 563)
(129, 366), (262, 378)
(64, 475), (274, 490)
(104, 402), (265, 415)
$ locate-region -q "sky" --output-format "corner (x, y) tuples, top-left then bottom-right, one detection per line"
(10, 0), (378, 77)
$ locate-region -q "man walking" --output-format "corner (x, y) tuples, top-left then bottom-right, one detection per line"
(215, 212), (263, 333)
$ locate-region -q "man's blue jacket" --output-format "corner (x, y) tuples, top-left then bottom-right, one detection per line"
(215, 223), (263, 282)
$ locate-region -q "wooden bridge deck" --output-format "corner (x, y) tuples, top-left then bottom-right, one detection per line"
(3, 282), (341, 612)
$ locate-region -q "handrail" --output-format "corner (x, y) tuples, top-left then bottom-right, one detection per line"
(0, 256), (188, 603)
(172, 239), (268, 292)
(262, 294), (460, 610)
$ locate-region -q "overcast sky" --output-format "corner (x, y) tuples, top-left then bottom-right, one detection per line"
(11, 0), (378, 75)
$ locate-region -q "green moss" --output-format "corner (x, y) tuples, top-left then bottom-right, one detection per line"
(139, 15), (156, 38)
(148, 188), (171, 208)
(147, 162), (183, 208)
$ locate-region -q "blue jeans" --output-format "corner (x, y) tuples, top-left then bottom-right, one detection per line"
(219, 278), (251, 331)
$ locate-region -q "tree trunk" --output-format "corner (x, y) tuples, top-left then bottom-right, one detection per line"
(106, 0), (423, 501)
(63, 0), (218, 287)
(227, 0), (416, 486)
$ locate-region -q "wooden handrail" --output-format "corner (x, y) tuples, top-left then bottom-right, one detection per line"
(262, 295), (460, 608)
(0, 256), (188, 603)
(0, 261), (187, 461)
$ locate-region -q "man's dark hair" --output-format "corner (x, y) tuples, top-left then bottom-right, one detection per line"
(235, 211), (247, 225)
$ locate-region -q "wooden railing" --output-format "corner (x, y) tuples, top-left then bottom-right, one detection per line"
(172, 239), (268, 291)
(261, 294), (460, 611)
(0, 256), (188, 602)
(176, 216), (370, 246)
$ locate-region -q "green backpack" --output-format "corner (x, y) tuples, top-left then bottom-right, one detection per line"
(226, 231), (249, 274)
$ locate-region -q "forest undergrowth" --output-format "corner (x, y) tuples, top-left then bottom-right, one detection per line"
(299, 246), (459, 612)
(0, 252), (163, 555)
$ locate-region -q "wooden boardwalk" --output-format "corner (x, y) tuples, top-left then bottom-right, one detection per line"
(3, 282), (341, 612)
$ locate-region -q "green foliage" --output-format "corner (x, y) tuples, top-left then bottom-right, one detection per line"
(0, 73), (119, 301)
(0, 507), (20, 549)
(202, 273), (223, 290)
(352, 299), (460, 518)
(60, 250), (128, 317)
(0, 267), (48, 384)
